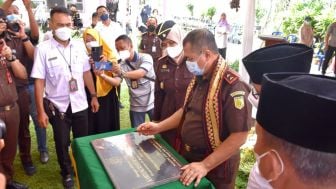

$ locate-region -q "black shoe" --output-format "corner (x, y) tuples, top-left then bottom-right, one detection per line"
(40, 151), (49, 164)
(22, 163), (36, 176)
(62, 175), (74, 189)
(6, 180), (28, 189)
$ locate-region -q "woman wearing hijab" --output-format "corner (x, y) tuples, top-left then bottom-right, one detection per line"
(153, 21), (193, 150)
(83, 28), (121, 134)
(215, 13), (231, 59)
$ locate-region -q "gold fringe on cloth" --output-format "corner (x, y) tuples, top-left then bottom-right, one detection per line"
(183, 56), (228, 150)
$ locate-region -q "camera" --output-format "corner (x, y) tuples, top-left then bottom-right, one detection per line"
(6, 14), (20, 32)
(72, 12), (83, 29)
(0, 119), (6, 139)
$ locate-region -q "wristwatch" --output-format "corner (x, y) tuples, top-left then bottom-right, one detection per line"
(6, 55), (16, 62)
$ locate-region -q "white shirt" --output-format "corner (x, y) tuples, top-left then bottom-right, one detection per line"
(95, 21), (124, 57)
(215, 25), (230, 49)
(31, 37), (91, 113)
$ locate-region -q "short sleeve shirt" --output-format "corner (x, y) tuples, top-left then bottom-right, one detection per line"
(120, 52), (155, 112)
(95, 21), (124, 58)
(31, 37), (90, 113)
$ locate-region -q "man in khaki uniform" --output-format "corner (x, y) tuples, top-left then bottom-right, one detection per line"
(137, 29), (252, 189)
(0, 14), (28, 189)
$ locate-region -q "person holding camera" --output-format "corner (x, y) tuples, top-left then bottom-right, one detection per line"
(114, 35), (155, 128)
(68, 4), (83, 30)
(0, 10), (28, 189)
(83, 28), (121, 134)
(31, 7), (98, 189)
(3, 0), (50, 175)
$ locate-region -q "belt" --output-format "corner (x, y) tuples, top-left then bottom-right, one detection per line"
(0, 102), (16, 112)
(184, 144), (208, 155)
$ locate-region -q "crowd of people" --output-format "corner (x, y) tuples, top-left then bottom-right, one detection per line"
(0, 1), (335, 189)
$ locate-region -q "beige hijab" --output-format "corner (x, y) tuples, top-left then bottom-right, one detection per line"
(166, 24), (185, 63)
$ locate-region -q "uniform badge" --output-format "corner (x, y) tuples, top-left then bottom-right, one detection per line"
(233, 96), (245, 110)
(231, 91), (246, 110)
(162, 64), (167, 69)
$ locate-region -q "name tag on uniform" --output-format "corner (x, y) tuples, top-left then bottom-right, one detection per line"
(48, 57), (58, 61)
(69, 78), (78, 92)
(152, 46), (156, 52)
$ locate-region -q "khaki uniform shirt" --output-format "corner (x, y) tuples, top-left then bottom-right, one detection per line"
(153, 56), (193, 121)
(0, 60), (18, 106)
(139, 32), (162, 64)
(181, 67), (251, 151)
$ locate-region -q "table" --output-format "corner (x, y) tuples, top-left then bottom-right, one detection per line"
(71, 128), (215, 189)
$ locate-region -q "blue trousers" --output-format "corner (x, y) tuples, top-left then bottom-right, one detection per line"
(28, 84), (48, 152)
(130, 109), (153, 128)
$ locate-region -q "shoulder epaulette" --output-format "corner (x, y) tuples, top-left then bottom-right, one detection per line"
(223, 68), (239, 85)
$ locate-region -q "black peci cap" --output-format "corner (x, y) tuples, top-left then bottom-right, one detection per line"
(155, 20), (176, 41)
(257, 73), (336, 153)
(242, 43), (313, 84)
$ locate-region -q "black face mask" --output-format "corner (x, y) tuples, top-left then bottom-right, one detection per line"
(147, 24), (156, 33)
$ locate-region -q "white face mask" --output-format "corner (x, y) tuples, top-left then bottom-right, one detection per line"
(248, 91), (259, 108)
(85, 41), (99, 49)
(247, 149), (284, 189)
(119, 50), (131, 61)
(247, 163), (274, 189)
(167, 45), (182, 58)
(55, 27), (72, 41)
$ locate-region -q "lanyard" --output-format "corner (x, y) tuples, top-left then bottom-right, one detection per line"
(56, 46), (73, 76)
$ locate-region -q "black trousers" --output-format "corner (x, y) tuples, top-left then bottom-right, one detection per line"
(47, 102), (88, 177)
(322, 45), (336, 74)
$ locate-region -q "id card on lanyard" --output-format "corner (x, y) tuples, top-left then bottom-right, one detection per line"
(56, 47), (78, 92)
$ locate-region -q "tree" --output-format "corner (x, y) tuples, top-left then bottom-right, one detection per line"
(206, 7), (216, 21)
(186, 3), (194, 17)
(282, 0), (331, 41)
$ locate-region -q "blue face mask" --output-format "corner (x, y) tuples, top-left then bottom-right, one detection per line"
(186, 60), (203, 76)
(100, 13), (109, 21)
(186, 55), (209, 76)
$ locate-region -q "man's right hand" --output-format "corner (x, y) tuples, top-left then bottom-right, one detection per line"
(136, 122), (160, 135)
(38, 112), (49, 128)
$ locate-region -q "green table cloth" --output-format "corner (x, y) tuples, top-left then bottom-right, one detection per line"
(71, 128), (215, 189)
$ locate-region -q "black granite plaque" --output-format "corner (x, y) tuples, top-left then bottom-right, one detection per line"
(91, 132), (183, 189)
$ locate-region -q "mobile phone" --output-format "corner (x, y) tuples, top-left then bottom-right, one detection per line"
(91, 46), (103, 61)
(94, 61), (113, 70)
